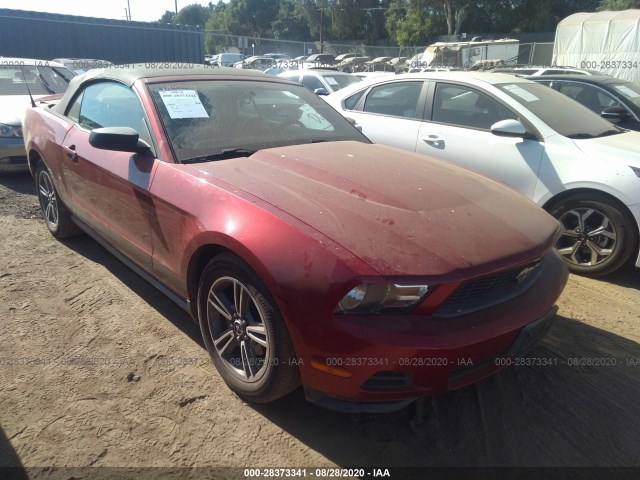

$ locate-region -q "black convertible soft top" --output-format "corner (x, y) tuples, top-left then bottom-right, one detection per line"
(52, 64), (269, 115)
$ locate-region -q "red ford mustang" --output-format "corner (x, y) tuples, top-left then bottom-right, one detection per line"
(23, 66), (568, 412)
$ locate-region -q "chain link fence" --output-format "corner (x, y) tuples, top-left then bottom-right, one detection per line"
(205, 32), (555, 69)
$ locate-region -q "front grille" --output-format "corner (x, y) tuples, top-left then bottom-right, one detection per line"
(435, 260), (542, 318)
(361, 371), (413, 392)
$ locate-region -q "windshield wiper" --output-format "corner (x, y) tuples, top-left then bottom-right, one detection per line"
(566, 133), (595, 139)
(33, 65), (55, 95)
(567, 129), (622, 140)
(594, 129), (622, 138)
(181, 148), (255, 164)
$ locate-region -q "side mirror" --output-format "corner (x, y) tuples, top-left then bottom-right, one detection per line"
(601, 106), (629, 122)
(89, 127), (151, 154)
(314, 87), (329, 96)
(345, 117), (362, 132)
(490, 119), (533, 139)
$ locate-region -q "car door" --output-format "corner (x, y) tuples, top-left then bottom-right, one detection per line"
(416, 81), (545, 199)
(345, 80), (427, 151)
(59, 81), (158, 269)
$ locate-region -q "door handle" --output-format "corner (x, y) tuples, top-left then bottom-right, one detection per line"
(62, 145), (78, 162)
(421, 135), (442, 145)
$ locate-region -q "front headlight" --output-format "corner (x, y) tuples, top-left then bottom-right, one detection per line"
(0, 123), (22, 138)
(335, 283), (431, 314)
(630, 166), (640, 179)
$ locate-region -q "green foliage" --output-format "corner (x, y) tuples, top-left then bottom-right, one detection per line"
(598, 0), (640, 9)
(385, 1), (443, 46)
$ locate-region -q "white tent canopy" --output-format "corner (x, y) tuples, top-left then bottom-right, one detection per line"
(553, 10), (640, 83)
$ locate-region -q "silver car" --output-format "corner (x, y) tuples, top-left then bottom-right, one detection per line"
(0, 58), (75, 172)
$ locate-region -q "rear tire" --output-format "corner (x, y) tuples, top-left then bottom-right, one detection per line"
(197, 253), (300, 403)
(548, 193), (636, 276)
(35, 162), (81, 239)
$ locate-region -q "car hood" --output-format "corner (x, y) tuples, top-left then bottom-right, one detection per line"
(572, 131), (640, 169)
(0, 94), (50, 124)
(192, 142), (559, 277)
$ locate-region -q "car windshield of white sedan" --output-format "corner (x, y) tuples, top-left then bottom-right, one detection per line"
(149, 81), (368, 163)
(498, 82), (622, 139)
(321, 74), (361, 91)
(0, 65), (74, 96)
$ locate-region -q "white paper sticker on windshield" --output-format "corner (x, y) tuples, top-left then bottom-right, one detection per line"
(158, 89), (209, 119)
(325, 76), (339, 86)
(503, 84), (539, 102)
(614, 85), (640, 98)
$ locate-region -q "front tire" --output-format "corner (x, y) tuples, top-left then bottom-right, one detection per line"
(548, 193), (636, 276)
(197, 253), (300, 403)
(36, 162), (81, 239)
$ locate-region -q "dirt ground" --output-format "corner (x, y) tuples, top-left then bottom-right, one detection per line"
(0, 172), (638, 476)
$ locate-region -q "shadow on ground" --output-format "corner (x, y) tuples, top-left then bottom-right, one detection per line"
(253, 316), (640, 467)
(0, 426), (27, 479)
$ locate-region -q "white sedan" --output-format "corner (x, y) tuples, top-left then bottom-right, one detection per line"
(325, 71), (640, 276)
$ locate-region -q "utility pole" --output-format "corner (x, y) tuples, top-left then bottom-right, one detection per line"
(319, 0), (324, 53)
(127, 0), (131, 20)
(175, 0), (178, 14)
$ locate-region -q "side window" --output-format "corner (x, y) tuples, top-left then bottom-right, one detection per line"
(302, 75), (325, 92)
(558, 82), (620, 114)
(344, 89), (365, 110)
(362, 81), (423, 119)
(432, 83), (517, 130)
(77, 82), (153, 146)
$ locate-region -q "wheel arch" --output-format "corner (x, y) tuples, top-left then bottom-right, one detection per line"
(542, 188), (638, 233)
(28, 148), (44, 177)
(184, 239), (286, 322)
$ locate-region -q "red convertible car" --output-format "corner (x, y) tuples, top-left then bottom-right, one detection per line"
(23, 66), (568, 412)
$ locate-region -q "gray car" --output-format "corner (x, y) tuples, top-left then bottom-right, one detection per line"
(277, 69), (361, 96)
(0, 58), (75, 172)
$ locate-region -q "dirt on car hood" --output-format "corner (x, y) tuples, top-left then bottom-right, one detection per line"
(193, 141), (559, 277)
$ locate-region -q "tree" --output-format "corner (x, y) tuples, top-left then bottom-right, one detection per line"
(598, 0), (640, 9)
(443, 0), (469, 35)
(385, 0), (444, 46)
(174, 3), (211, 27)
(158, 10), (176, 24)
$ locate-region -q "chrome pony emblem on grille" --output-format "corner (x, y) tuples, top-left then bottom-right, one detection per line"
(515, 261), (542, 284)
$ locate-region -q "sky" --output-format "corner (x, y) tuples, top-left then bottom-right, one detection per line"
(0, 0), (226, 23)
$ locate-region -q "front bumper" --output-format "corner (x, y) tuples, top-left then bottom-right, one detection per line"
(0, 138), (28, 172)
(306, 307), (558, 413)
(296, 249), (568, 411)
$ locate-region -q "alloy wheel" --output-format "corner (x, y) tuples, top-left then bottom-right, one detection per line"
(556, 207), (617, 267)
(206, 276), (271, 383)
(38, 169), (59, 231)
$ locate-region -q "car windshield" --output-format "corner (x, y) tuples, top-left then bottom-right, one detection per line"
(320, 74), (361, 91)
(0, 65), (74, 95)
(612, 82), (640, 108)
(497, 82), (622, 138)
(148, 80), (370, 163)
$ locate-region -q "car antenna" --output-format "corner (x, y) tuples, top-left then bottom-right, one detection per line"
(18, 65), (37, 108)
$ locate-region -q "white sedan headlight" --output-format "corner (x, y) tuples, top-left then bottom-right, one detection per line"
(0, 123), (23, 138)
